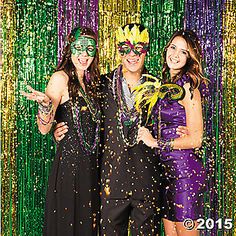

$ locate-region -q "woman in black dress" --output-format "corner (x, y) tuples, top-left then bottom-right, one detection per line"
(21, 27), (100, 236)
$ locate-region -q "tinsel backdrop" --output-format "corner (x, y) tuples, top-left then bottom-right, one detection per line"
(1, 0), (235, 235)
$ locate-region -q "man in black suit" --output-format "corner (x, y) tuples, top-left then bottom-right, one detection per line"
(98, 23), (161, 235)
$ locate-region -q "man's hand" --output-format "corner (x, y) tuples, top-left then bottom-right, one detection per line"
(176, 126), (189, 137)
(54, 122), (68, 142)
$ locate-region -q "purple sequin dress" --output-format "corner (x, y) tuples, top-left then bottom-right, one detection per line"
(155, 75), (207, 222)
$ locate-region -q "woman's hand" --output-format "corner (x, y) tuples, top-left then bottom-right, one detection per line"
(21, 85), (51, 106)
(137, 126), (157, 148)
(20, 72), (68, 135)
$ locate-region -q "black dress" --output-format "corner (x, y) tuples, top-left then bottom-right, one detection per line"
(43, 98), (100, 236)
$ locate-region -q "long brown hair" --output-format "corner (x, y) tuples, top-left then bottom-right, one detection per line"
(162, 29), (207, 96)
(56, 26), (100, 101)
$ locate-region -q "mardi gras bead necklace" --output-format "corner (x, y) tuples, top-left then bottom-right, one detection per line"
(78, 86), (100, 121)
(72, 102), (100, 154)
(71, 72), (101, 154)
(112, 65), (142, 147)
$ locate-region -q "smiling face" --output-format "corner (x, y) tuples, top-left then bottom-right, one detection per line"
(119, 42), (147, 73)
(71, 35), (96, 72)
(117, 24), (149, 74)
(166, 36), (189, 76)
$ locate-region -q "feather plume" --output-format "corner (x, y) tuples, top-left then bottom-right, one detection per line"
(134, 74), (161, 121)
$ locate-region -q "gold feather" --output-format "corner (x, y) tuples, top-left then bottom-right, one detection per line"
(134, 74), (161, 122)
(116, 25), (149, 44)
(131, 24), (140, 44)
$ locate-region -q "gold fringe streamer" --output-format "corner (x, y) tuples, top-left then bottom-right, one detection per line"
(98, 0), (141, 74)
(1, 1), (17, 235)
(223, 0), (236, 232)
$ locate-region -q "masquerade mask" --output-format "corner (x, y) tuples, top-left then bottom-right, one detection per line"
(116, 25), (149, 56)
(159, 84), (185, 100)
(71, 29), (96, 57)
(118, 41), (149, 56)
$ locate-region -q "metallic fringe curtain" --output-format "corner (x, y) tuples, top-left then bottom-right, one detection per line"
(1, 0), (236, 235)
(98, 0), (140, 74)
(222, 0), (236, 234)
(140, 0), (185, 75)
(15, 1), (57, 235)
(58, 0), (98, 61)
(1, 1), (17, 235)
(185, 1), (224, 235)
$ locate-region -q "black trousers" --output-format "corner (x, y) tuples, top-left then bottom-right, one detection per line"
(100, 196), (161, 236)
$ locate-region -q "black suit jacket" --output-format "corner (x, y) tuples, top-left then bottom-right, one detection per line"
(100, 69), (161, 202)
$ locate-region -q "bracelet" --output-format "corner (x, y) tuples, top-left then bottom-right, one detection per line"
(38, 100), (53, 114)
(157, 138), (174, 152)
(37, 109), (54, 125)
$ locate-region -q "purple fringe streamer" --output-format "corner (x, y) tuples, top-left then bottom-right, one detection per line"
(57, 0), (98, 62)
(184, 1), (224, 235)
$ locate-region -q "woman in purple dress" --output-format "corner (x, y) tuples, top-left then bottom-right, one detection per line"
(137, 30), (208, 235)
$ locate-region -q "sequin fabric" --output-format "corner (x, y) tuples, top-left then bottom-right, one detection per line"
(43, 99), (100, 236)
